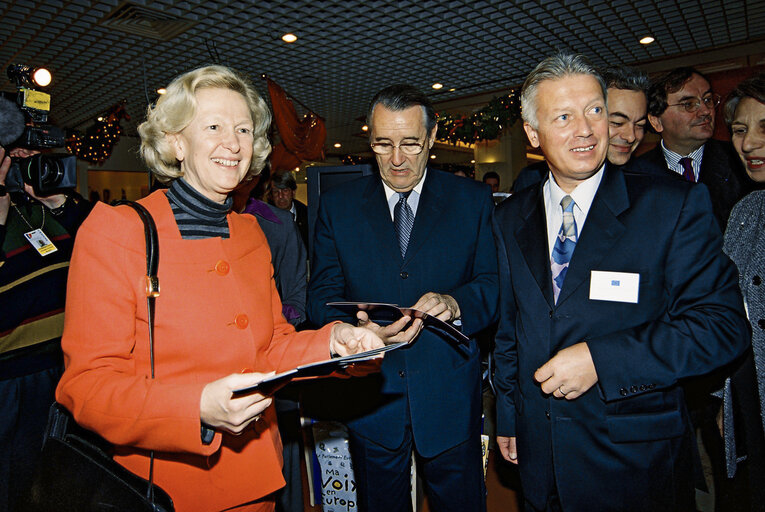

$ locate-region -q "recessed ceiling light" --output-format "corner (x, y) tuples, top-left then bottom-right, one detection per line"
(282, 33), (297, 43)
(157, 87), (167, 95)
(449, 88), (456, 92)
(470, 159), (475, 164)
(432, 83), (443, 90)
(361, 125), (369, 132)
(333, 143), (342, 148)
(640, 36), (655, 45)
(430, 154), (436, 159)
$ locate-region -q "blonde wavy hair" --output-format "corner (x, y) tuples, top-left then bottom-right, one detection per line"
(138, 65), (272, 183)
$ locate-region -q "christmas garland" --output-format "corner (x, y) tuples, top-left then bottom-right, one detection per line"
(436, 90), (521, 145)
(67, 102), (130, 164)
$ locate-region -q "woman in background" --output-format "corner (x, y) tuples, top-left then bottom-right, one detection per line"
(720, 72), (765, 512)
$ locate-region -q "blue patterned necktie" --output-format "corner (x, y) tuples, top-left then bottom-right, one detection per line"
(679, 157), (696, 182)
(551, 195), (578, 303)
(394, 191), (414, 258)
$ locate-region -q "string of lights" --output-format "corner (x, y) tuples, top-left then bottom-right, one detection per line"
(436, 90), (521, 145)
(66, 102), (130, 164)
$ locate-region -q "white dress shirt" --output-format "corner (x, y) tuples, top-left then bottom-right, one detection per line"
(660, 139), (705, 181)
(382, 169), (428, 221)
(543, 165), (605, 259)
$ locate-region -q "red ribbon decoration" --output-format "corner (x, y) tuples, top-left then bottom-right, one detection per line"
(267, 78), (326, 172)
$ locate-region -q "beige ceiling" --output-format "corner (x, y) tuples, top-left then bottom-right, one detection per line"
(2, 0), (764, 158)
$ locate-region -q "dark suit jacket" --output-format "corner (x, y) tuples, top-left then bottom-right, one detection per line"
(292, 199), (309, 251)
(493, 164), (749, 511)
(307, 169), (498, 457)
(512, 160), (548, 193)
(633, 139), (750, 229)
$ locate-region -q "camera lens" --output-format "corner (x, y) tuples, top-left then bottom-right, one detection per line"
(38, 157), (64, 188)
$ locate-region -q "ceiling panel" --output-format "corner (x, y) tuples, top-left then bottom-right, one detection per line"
(0, 0), (763, 156)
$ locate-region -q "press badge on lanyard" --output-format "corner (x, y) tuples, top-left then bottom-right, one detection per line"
(24, 228), (58, 256)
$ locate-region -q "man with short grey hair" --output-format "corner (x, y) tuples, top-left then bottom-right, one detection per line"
(513, 64), (649, 192)
(493, 52), (748, 511)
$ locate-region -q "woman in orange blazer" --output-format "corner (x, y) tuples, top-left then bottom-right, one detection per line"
(56, 65), (396, 512)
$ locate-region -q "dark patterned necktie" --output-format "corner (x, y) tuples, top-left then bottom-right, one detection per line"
(394, 191), (414, 258)
(551, 195), (577, 303)
(679, 157), (696, 182)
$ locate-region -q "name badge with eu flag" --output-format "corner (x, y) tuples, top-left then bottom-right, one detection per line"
(589, 271), (639, 303)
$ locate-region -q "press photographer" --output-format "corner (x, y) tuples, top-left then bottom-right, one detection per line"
(0, 64), (91, 512)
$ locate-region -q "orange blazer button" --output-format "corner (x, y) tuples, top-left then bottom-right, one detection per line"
(234, 314), (249, 329)
(215, 260), (230, 275)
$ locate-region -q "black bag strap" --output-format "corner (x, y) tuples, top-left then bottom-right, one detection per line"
(115, 200), (159, 376)
(115, 200), (160, 504)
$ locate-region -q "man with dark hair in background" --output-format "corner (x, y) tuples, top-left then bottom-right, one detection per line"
(636, 66), (749, 229)
(600, 66), (649, 166)
(270, 170), (309, 251)
(0, 145), (91, 511)
(482, 171), (500, 193)
(308, 84), (498, 512)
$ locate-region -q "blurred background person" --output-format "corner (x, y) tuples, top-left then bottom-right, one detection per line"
(482, 171), (500, 192)
(236, 167), (307, 328)
(56, 65), (393, 512)
(0, 145), (91, 512)
(269, 171), (308, 251)
(720, 72), (765, 512)
(235, 166), (309, 512)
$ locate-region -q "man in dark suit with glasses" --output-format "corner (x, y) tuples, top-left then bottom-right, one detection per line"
(308, 84), (498, 512)
(635, 66), (750, 229)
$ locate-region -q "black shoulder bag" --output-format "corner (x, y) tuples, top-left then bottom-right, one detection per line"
(24, 201), (174, 512)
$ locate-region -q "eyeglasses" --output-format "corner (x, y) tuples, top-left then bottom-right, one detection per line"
(370, 140), (426, 155)
(667, 93), (721, 113)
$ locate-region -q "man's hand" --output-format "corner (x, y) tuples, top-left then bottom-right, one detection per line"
(0, 146), (11, 225)
(329, 322), (385, 357)
(412, 292), (461, 322)
(497, 436), (518, 464)
(534, 342), (598, 400)
(357, 311), (423, 344)
(200, 372), (275, 434)
(24, 185), (67, 210)
(0, 146), (64, 211)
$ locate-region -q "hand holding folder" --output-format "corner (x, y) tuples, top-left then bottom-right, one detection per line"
(328, 301), (469, 345)
(231, 341), (407, 397)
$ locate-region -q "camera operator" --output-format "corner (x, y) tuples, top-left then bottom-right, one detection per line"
(0, 144), (91, 512)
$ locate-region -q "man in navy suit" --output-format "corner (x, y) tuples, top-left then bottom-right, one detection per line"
(493, 53), (749, 511)
(308, 84), (498, 512)
(636, 66), (750, 229)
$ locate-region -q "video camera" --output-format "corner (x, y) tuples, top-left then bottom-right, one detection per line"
(1, 64), (76, 195)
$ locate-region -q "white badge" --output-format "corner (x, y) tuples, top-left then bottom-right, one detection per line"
(24, 228), (58, 256)
(589, 271), (639, 303)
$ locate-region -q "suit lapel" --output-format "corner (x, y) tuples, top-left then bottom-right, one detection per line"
(699, 140), (731, 186)
(556, 165), (629, 306)
(402, 170), (446, 265)
(515, 182), (555, 308)
(361, 177), (402, 264)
